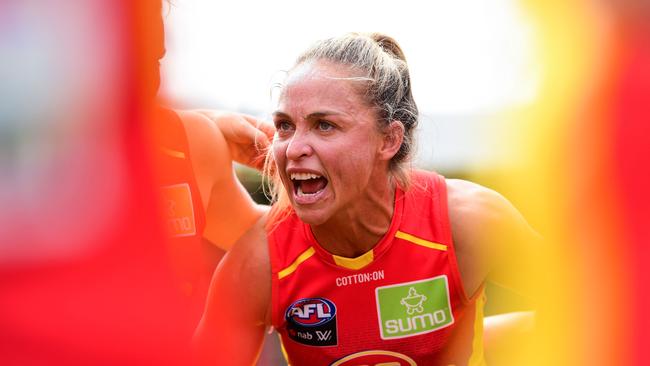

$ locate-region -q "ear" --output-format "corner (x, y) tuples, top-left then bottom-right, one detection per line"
(379, 120), (404, 161)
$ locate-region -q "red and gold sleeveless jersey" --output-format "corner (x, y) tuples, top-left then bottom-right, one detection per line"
(152, 108), (221, 326)
(268, 170), (486, 366)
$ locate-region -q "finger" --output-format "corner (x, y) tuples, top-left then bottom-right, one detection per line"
(233, 117), (271, 149)
(241, 114), (276, 140)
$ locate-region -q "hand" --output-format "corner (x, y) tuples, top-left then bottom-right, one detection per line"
(196, 110), (275, 170)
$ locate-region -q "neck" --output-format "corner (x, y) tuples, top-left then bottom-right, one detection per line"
(311, 176), (396, 258)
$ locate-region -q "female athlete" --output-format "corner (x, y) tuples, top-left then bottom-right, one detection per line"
(195, 33), (538, 366)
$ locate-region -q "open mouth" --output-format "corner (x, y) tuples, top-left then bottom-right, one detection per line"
(290, 172), (329, 199)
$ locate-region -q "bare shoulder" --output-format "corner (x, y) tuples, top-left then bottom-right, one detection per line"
(445, 179), (539, 296)
(194, 213), (272, 363)
(180, 108), (266, 249)
(446, 178), (538, 242)
(227, 213), (272, 275)
(176, 110), (234, 210)
(217, 212), (272, 313)
(176, 110), (230, 178)
(446, 179), (519, 230)
(201, 212), (272, 327)
(177, 110), (222, 145)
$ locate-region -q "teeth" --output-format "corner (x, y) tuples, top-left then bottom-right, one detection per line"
(290, 172), (321, 180)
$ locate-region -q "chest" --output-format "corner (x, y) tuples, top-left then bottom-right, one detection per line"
(273, 238), (474, 365)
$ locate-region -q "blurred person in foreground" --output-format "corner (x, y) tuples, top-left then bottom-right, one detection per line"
(148, 107), (272, 332)
(0, 0), (270, 364)
(140, 0), (274, 331)
(195, 32), (539, 366)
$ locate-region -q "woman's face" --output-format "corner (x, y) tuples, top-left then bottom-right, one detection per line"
(272, 60), (389, 225)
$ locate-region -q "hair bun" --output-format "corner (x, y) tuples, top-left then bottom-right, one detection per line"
(369, 33), (407, 62)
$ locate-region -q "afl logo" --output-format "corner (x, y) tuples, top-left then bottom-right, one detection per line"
(285, 297), (338, 346)
(330, 350), (417, 366)
(286, 297), (336, 326)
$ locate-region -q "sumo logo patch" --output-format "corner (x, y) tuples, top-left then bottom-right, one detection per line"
(285, 297), (337, 346)
(161, 183), (196, 237)
(375, 276), (454, 340)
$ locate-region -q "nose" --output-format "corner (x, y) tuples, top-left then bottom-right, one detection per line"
(285, 130), (313, 161)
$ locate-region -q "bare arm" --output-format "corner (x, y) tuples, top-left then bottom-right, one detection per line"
(193, 214), (272, 366)
(447, 179), (541, 298)
(448, 179), (539, 364)
(483, 311), (535, 366)
(193, 110), (275, 170)
(178, 110), (268, 250)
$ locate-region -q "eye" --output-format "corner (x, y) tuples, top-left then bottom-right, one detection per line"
(317, 120), (334, 132)
(275, 120), (294, 132)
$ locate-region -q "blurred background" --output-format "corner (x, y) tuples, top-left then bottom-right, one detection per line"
(1, 0), (648, 365)
(159, 0), (537, 176)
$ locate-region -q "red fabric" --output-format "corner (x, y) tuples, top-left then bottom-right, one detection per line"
(613, 27), (650, 366)
(0, 2), (197, 364)
(151, 107), (216, 330)
(268, 170), (483, 365)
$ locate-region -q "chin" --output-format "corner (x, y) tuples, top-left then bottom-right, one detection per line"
(293, 206), (330, 226)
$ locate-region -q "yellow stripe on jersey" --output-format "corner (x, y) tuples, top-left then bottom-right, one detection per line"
(278, 333), (291, 365)
(161, 146), (186, 159)
(332, 250), (374, 270)
(278, 247), (316, 279)
(395, 230), (448, 251)
(468, 290), (487, 366)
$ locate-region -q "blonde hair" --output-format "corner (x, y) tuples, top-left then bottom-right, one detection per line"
(264, 33), (419, 227)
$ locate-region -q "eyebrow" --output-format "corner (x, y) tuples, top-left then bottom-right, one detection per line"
(272, 111), (291, 120)
(304, 112), (341, 120)
(272, 111), (343, 120)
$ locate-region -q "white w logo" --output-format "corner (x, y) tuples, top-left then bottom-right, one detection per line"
(315, 330), (332, 341)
